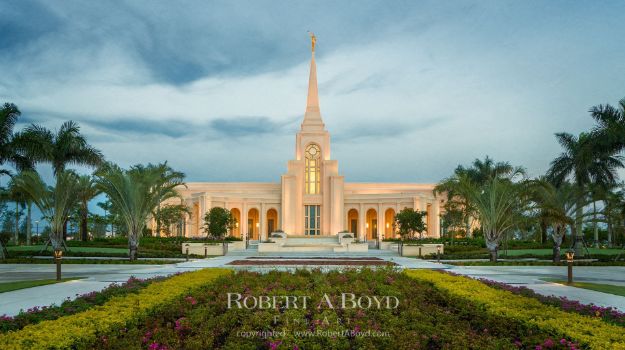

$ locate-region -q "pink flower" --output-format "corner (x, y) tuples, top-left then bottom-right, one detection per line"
(175, 317), (187, 331)
(148, 343), (161, 350)
(268, 340), (282, 350)
(185, 296), (197, 306)
(543, 338), (555, 348)
(142, 331), (152, 344)
(560, 339), (567, 345)
(535, 346), (542, 350)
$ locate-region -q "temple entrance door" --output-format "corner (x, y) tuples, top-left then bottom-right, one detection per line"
(372, 219), (378, 239)
(350, 219), (357, 236)
(268, 219), (275, 234)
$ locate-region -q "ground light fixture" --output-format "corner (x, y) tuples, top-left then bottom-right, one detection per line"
(53, 250), (63, 281)
(565, 249), (575, 284)
(437, 245), (442, 263)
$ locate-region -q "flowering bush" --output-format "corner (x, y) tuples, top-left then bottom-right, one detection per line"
(93, 268), (575, 349)
(0, 268), (231, 350)
(476, 277), (625, 327)
(406, 270), (625, 349)
(0, 276), (168, 333)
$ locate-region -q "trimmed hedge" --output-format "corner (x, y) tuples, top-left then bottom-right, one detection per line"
(0, 268), (231, 350)
(406, 270), (625, 349)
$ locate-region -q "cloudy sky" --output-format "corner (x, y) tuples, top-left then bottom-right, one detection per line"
(2, 0), (625, 184)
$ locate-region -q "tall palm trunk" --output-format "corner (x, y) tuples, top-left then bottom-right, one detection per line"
(607, 219), (613, 248)
(552, 224), (564, 263)
(14, 202), (19, 245)
(26, 202), (31, 245)
(573, 198), (584, 256)
(0, 241), (7, 259)
(593, 201), (599, 247)
(80, 200), (88, 241)
(128, 232), (139, 261)
(485, 234), (498, 262)
(63, 220), (68, 241)
(155, 204), (161, 237)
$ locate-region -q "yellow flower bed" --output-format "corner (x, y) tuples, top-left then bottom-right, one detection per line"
(0, 268), (231, 350)
(406, 270), (625, 350)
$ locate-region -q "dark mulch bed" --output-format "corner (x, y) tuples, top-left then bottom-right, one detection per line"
(227, 259), (397, 266)
(245, 256), (383, 260)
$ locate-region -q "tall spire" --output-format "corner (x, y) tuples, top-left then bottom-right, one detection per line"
(301, 32), (325, 131)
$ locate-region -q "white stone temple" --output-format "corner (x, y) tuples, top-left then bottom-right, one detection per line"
(170, 36), (442, 243)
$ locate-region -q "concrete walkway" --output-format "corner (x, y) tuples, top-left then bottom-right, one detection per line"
(2, 253), (625, 316)
(446, 265), (625, 311)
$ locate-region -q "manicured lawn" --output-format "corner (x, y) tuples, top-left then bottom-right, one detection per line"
(542, 278), (625, 297)
(502, 248), (623, 256)
(7, 245), (128, 254)
(0, 278), (81, 293)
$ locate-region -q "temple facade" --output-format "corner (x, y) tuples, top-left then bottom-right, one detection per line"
(170, 41), (442, 242)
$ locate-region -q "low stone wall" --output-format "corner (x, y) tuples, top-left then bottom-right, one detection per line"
(228, 241), (246, 251)
(181, 242), (227, 256)
(401, 244), (444, 257)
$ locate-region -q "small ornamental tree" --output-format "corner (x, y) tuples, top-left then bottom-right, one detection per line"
(154, 204), (190, 237)
(394, 208), (427, 240)
(203, 207), (235, 240)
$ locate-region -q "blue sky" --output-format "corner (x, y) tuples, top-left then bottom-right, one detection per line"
(1, 0), (625, 185)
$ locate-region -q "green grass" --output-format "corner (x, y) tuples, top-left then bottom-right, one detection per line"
(0, 258), (183, 265)
(447, 261), (625, 266)
(502, 248), (623, 256)
(0, 278), (81, 293)
(7, 245), (128, 254)
(542, 278), (625, 297)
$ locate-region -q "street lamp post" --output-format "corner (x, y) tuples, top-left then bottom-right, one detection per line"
(566, 250), (575, 285)
(35, 220), (39, 238)
(437, 245), (442, 263)
(54, 250), (63, 281)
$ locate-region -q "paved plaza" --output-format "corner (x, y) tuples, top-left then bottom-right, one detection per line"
(1, 251), (625, 317)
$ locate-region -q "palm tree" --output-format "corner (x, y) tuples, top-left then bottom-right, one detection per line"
(603, 187), (625, 248)
(452, 173), (529, 261)
(547, 132), (623, 255)
(531, 180), (589, 262)
(75, 175), (100, 241)
(12, 171), (80, 252)
(16, 121), (104, 241)
(435, 156), (525, 238)
(96, 163), (183, 260)
(143, 162), (185, 237)
(5, 172), (37, 245)
(0, 103), (33, 172)
(17, 121), (104, 175)
(591, 97), (625, 154)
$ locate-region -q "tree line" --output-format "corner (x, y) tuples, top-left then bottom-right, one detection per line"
(0, 103), (188, 260)
(436, 97), (625, 261)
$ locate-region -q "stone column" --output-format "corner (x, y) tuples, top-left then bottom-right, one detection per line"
(377, 205), (384, 242)
(260, 203), (266, 241)
(432, 200), (441, 238)
(358, 204), (366, 241)
(241, 203), (248, 241)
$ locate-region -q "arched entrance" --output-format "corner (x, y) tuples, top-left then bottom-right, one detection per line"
(366, 208), (378, 240)
(248, 208), (259, 240)
(347, 209), (358, 236)
(384, 208), (396, 239)
(230, 208), (241, 237)
(267, 208), (278, 235)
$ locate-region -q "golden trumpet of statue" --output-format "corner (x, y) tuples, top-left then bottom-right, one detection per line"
(309, 31), (316, 52)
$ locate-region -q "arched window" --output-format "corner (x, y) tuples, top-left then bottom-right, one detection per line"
(305, 144), (321, 194)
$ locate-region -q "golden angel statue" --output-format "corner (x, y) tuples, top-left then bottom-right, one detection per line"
(308, 31), (316, 52)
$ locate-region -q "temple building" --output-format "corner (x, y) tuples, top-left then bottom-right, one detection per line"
(171, 36), (442, 242)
